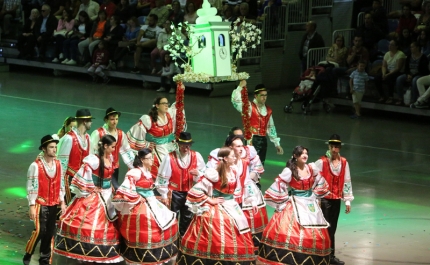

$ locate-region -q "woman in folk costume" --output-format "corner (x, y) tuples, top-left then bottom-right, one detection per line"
(176, 147), (257, 265)
(126, 93), (186, 179)
(112, 148), (179, 264)
(54, 135), (122, 263)
(258, 146), (332, 265)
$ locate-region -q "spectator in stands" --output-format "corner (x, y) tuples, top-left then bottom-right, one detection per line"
(396, 4), (417, 35)
(414, 1), (430, 34)
(100, 0), (116, 18)
(349, 60), (369, 118)
(208, 0), (222, 13)
(417, 29), (430, 55)
(116, 0), (135, 23)
(112, 16), (140, 69)
(147, 0), (169, 27)
(104, 15), (124, 60)
(75, 0), (100, 20)
(22, 0), (43, 21)
(222, 4), (236, 22)
(0, 0), (19, 37)
(411, 73), (430, 108)
(187, 0), (202, 9)
(131, 13), (162, 73)
(388, 0), (423, 18)
(398, 28), (413, 54)
(34, 4), (58, 61)
(183, 2), (197, 24)
(169, 0), (184, 26)
(136, 0), (154, 16)
(298, 21), (325, 73)
(45, 0), (66, 17)
(62, 10), (92, 65)
(237, 2), (256, 23)
(326, 34), (348, 67)
(375, 39), (406, 103)
(346, 35), (370, 74)
(356, 13), (385, 60)
(395, 41), (429, 104)
(17, 8), (40, 59)
(87, 40), (110, 83)
(65, 0), (81, 18)
(368, 0), (388, 34)
(78, 9), (107, 63)
(52, 9), (75, 63)
(157, 53), (180, 93)
(150, 19), (172, 73)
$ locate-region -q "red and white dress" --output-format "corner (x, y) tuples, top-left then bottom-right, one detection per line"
(54, 155), (122, 263)
(258, 164), (331, 265)
(112, 167), (179, 265)
(176, 167), (256, 265)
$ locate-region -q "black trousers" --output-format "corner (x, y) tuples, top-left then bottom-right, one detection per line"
(252, 135), (268, 165)
(321, 198), (341, 257)
(24, 204), (59, 265)
(171, 190), (193, 236)
(111, 168), (120, 190)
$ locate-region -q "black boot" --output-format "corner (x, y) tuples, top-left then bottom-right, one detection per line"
(330, 256), (345, 265)
(23, 253), (32, 265)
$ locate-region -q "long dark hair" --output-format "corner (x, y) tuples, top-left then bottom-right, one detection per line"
(217, 147), (233, 189)
(63, 9), (73, 22)
(133, 148), (152, 168)
(97, 135), (116, 186)
(148, 97), (167, 123)
(96, 9), (107, 23)
(78, 10), (90, 26)
(224, 134), (244, 147)
(286, 145), (309, 181)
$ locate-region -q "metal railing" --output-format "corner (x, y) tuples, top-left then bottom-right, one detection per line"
(306, 47), (330, 69)
(357, 12), (365, 28)
(286, 0), (311, 25)
(332, 28), (356, 48)
(311, 0), (334, 9)
(262, 5), (288, 42)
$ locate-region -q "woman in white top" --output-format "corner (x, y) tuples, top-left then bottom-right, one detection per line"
(183, 2), (198, 24)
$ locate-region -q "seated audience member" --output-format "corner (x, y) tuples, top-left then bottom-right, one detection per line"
(367, 0), (388, 34)
(45, 0), (66, 17)
(112, 16), (140, 69)
(346, 35), (370, 74)
(0, 0), (20, 36)
(104, 15), (124, 59)
(208, 0), (222, 13)
(78, 9), (107, 62)
(34, 4), (58, 61)
(100, 0), (116, 18)
(146, 0), (169, 27)
(417, 29), (430, 55)
(356, 13), (385, 60)
(87, 40), (110, 83)
(415, 1), (430, 34)
(186, 0), (202, 9)
(411, 73), (430, 108)
(237, 2), (256, 23)
(396, 4), (417, 35)
(298, 21), (325, 73)
(131, 13), (162, 73)
(17, 8), (40, 58)
(398, 28), (413, 54)
(395, 41), (429, 104)
(183, 1), (197, 24)
(374, 39), (406, 103)
(326, 34), (348, 67)
(222, 4), (236, 22)
(62, 10), (93, 65)
(136, 0), (155, 17)
(169, 0), (184, 26)
(52, 9), (75, 63)
(150, 20), (178, 74)
(22, 0), (43, 20)
(65, 0), (82, 18)
(75, 0), (100, 20)
(157, 53), (181, 93)
(116, 0), (135, 23)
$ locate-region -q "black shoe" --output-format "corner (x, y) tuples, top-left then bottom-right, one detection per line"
(23, 253), (31, 265)
(130, 67), (140, 74)
(330, 256), (345, 265)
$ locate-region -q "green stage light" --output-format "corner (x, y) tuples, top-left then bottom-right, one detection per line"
(8, 140), (34, 154)
(4, 187), (27, 198)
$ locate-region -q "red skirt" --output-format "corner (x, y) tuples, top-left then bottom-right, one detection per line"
(118, 200), (179, 264)
(54, 192), (122, 263)
(177, 204), (256, 265)
(243, 206), (269, 253)
(258, 201), (331, 265)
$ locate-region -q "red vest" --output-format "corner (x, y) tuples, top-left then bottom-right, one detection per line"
(320, 156), (347, 199)
(97, 127), (123, 169)
(35, 159), (62, 206)
(212, 178), (237, 195)
(288, 164), (314, 190)
(135, 169), (154, 189)
(250, 102), (272, 136)
(168, 151), (197, 192)
(146, 113), (173, 137)
(66, 131), (90, 177)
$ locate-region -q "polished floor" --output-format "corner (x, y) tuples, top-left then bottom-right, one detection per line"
(0, 69), (429, 265)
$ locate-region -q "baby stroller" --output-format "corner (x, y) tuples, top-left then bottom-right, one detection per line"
(284, 62), (338, 115)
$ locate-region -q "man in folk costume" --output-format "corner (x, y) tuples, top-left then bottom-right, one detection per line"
(155, 132), (205, 236)
(57, 109), (93, 204)
(23, 135), (66, 265)
(231, 80), (283, 165)
(90, 107), (135, 189)
(315, 134), (354, 265)
(207, 134), (267, 253)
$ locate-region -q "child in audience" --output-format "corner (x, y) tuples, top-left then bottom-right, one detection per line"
(157, 53), (181, 94)
(87, 40), (110, 84)
(297, 68), (316, 93)
(349, 60), (369, 119)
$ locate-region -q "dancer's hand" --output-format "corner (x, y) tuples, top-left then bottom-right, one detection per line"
(239, 80), (247, 88)
(252, 205), (258, 214)
(61, 202), (67, 214)
(148, 142), (155, 151)
(160, 198), (169, 206)
(208, 197), (224, 205)
(345, 205), (351, 214)
(29, 205), (36, 220)
(276, 146), (284, 155)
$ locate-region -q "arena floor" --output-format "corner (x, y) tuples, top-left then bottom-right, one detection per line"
(0, 70), (429, 265)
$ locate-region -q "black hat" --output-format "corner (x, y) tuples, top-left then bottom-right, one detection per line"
(326, 134), (344, 146)
(177, 132), (194, 145)
(39, 135), (59, 150)
(104, 107), (121, 120)
(254, 84), (267, 94)
(75, 109), (95, 119)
